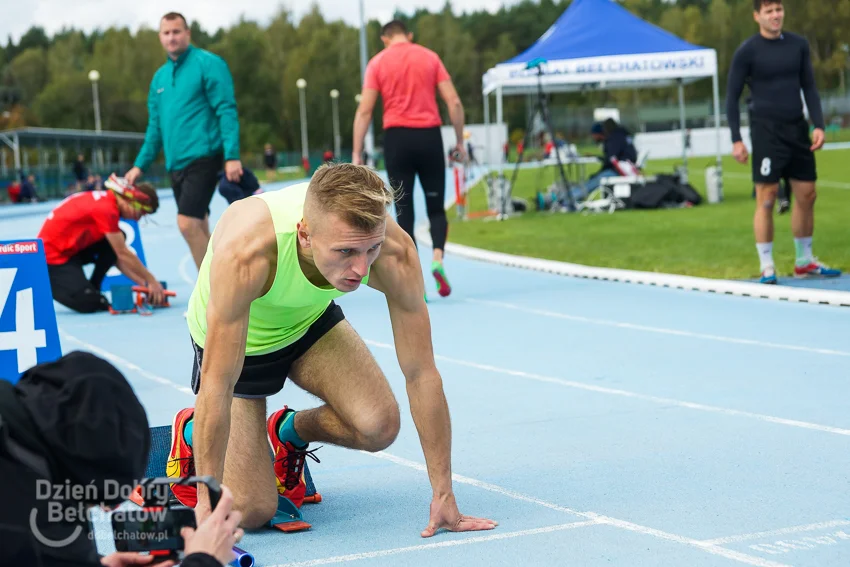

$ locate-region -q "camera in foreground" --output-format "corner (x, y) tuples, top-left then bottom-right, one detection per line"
(111, 476), (220, 559)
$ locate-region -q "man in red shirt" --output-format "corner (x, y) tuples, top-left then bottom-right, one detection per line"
(37, 180), (166, 313)
(353, 19), (467, 299)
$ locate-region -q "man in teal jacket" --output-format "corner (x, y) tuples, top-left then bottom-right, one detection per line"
(126, 11), (243, 270)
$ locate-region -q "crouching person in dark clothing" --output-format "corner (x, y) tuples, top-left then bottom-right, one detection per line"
(36, 181), (167, 313)
(0, 351), (244, 567)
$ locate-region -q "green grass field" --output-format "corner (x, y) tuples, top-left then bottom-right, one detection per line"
(449, 149), (850, 280)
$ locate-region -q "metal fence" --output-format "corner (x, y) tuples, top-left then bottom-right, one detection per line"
(0, 127), (161, 200)
(0, 127), (374, 202)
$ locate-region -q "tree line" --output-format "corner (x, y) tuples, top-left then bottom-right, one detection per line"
(0, 0), (848, 160)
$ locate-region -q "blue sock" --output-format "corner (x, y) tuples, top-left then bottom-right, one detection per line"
(183, 419), (193, 448)
(277, 410), (307, 449)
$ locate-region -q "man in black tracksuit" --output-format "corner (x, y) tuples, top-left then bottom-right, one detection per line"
(726, 0), (840, 284)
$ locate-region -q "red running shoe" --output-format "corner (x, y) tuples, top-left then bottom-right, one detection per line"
(267, 407), (320, 508)
(166, 408), (197, 508)
(794, 259), (841, 278)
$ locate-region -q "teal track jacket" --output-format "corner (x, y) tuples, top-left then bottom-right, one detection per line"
(134, 46), (240, 172)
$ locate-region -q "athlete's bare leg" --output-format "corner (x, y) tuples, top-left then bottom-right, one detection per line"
(754, 182), (779, 244)
(789, 180), (815, 238)
(287, 321), (401, 452)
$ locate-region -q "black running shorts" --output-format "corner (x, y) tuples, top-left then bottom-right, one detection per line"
(750, 118), (817, 184)
(190, 301), (345, 398)
(170, 153), (224, 219)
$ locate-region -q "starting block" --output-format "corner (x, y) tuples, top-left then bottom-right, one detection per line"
(109, 283), (176, 315)
(138, 425), (320, 532)
(0, 239), (63, 385)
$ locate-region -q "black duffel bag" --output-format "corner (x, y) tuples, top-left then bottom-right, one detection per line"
(630, 174), (703, 209)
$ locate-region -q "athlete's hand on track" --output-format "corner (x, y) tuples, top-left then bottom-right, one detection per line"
(421, 492), (498, 538)
(146, 280), (167, 306)
(810, 128), (825, 152)
(732, 141), (749, 164)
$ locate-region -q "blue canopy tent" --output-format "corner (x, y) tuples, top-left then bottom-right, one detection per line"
(482, 0), (722, 184)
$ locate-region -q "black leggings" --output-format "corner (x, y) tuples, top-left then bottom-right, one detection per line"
(383, 127), (447, 251)
(47, 239), (116, 313)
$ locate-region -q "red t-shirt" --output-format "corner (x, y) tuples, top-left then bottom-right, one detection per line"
(364, 42), (451, 129)
(38, 190), (120, 265)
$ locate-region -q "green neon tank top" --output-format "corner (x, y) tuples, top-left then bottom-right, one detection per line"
(186, 182), (366, 355)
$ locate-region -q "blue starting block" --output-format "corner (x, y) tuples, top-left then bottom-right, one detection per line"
(109, 285), (137, 314)
(108, 283), (175, 315)
(0, 239), (63, 384)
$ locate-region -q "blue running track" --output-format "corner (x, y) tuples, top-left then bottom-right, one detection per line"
(2, 171), (849, 567)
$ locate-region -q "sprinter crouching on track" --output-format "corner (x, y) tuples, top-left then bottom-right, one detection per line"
(168, 163), (497, 538)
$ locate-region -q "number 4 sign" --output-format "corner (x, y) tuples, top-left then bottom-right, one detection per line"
(0, 240), (63, 384)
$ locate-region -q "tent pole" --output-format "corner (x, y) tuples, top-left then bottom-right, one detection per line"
(678, 80), (687, 181)
(496, 86), (504, 176)
(712, 69), (723, 198)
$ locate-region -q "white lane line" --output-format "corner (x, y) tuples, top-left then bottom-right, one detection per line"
(178, 253), (196, 286)
(267, 521), (599, 567)
(364, 339), (850, 437)
(465, 298), (850, 358)
(60, 331), (194, 396)
(364, 451), (791, 567)
(701, 520), (850, 545)
(365, 450), (587, 516)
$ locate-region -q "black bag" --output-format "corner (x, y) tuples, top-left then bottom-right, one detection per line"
(629, 182), (675, 209)
(670, 182), (702, 205)
(635, 174), (703, 208)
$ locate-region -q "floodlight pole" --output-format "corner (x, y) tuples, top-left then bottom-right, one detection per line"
(358, 0), (375, 166)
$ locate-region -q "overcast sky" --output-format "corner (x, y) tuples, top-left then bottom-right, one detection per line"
(2, 0), (519, 43)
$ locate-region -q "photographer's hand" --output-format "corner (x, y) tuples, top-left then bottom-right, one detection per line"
(182, 485), (244, 566)
(100, 552), (175, 567)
